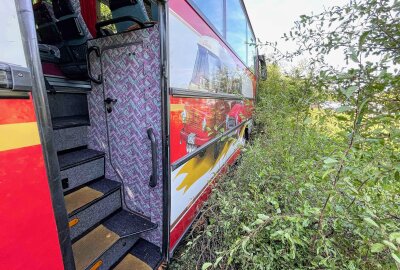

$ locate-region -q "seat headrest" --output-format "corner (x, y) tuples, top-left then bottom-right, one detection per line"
(109, 0), (139, 11)
(52, 0), (75, 19)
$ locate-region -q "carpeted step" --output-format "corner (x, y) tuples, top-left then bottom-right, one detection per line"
(58, 149), (105, 192)
(65, 178), (122, 241)
(72, 210), (157, 270)
(53, 116), (89, 152)
(52, 115), (89, 130)
(113, 239), (162, 270)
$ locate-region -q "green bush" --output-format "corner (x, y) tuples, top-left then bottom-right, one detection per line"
(170, 65), (399, 269)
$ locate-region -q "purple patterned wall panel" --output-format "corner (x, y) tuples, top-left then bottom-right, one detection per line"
(87, 26), (163, 246)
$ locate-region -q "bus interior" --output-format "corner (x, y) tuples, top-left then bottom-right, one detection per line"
(32, 0), (165, 269)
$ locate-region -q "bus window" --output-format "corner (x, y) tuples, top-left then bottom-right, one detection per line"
(247, 26), (257, 71)
(190, 36), (223, 92)
(191, 0), (224, 35)
(226, 0), (247, 64)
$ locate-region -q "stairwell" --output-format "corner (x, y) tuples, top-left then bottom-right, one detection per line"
(46, 75), (162, 270)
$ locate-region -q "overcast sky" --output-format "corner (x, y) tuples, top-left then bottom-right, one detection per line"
(244, 0), (350, 68)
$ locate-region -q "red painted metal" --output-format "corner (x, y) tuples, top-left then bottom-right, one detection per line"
(0, 97), (37, 125)
(0, 97), (64, 270)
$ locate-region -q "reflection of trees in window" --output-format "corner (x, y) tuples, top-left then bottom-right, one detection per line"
(190, 44), (223, 92)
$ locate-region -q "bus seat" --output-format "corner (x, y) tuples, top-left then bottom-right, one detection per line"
(109, 0), (150, 33)
(51, 0), (92, 79)
(150, 0), (158, 21)
(33, 1), (63, 46)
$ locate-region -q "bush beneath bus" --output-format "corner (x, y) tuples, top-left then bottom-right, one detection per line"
(171, 0), (399, 268)
(170, 64), (399, 270)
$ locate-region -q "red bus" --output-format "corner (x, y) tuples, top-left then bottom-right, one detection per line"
(0, 0), (264, 269)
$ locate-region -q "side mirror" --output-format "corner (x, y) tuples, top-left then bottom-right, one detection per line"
(258, 55), (267, 81)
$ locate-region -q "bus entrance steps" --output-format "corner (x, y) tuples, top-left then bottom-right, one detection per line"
(72, 210), (157, 270)
(43, 74), (161, 269)
(65, 178), (122, 241)
(112, 239), (162, 270)
(58, 149), (105, 192)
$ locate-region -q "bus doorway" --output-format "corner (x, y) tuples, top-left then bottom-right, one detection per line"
(29, 0), (166, 269)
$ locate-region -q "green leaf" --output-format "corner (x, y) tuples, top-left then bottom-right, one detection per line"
(389, 232), (400, 243)
(257, 214), (270, 221)
(363, 217), (379, 228)
(391, 253), (400, 264)
(383, 240), (397, 250)
(324, 157), (338, 164)
(341, 86), (357, 99)
(214, 257), (223, 267)
(254, 219), (264, 225)
(358, 31), (369, 49)
(322, 168), (336, 179)
(336, 106), (353, 113)
(371, 243), (386, 253)
(202, 262), (213, 270)
(242, 225), (252, 233)
(395, 171), (400, 181)
(350, 48), (359, 63)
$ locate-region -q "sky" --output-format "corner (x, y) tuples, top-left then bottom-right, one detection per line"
(243, 0), (350, 68)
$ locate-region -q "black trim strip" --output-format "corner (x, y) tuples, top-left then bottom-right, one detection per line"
(160, 0), (172, 263)
(0, 90), (30, 99)
(171, 120), (248, 170)
(170, 87), (248, 100)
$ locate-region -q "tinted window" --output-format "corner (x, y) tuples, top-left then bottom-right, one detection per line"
(192, 0), (224, 35)
(226, 0), (247, 63)
(247, 26), (256, 70)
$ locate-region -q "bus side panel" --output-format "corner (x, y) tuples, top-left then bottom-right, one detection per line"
(168, 0), (256, 252)
(0, 97), (64, 270)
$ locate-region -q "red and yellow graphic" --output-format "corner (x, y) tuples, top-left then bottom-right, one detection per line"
(0, 96), (64, 270)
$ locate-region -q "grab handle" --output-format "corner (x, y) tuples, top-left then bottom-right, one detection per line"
(147, 128), (158, 188)
(87, 46), (102, 84)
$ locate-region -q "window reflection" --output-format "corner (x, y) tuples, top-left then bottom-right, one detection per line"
(192, 0), (224, 35)
(226, 0), (247, 63)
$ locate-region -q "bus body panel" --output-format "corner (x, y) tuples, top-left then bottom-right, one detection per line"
(168, 0), (257, 251)
(0, 97), (64, 270)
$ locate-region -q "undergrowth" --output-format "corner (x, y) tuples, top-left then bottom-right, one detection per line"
(170, 65), (399, 270)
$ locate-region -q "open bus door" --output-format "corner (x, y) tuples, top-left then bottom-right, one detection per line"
(0, 1), (69, 269)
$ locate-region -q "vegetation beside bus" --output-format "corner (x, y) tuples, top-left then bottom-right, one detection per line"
(170, 0), (400, 269)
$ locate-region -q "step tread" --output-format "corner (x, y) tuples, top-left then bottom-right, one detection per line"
(72, 210), (157, 270)
(103, 210), (157, 238)
(73, 224), (120, 270)
(52, 115), (89, 130)
(113, 239), (162, 270)
(58, 148), (104, 170)
(65, 178), (121, 216)
(113, 254), (152, 270)
(130, 239), (162, 269)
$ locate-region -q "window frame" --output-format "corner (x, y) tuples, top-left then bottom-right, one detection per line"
(186, 0), (257, 75)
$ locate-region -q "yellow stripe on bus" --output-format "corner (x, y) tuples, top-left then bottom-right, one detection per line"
(0, 122), (40, 151)
(170, 104), (185, 112)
